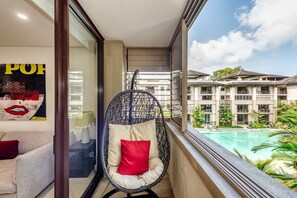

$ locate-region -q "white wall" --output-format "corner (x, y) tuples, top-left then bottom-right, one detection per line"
(0, 47), (54, 132)
(168, 132), (213, 198)
(287, 85), (297, 101)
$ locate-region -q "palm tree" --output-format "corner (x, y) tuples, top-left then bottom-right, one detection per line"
(250, 110), (264, 123)
(235, 149), (297, 190)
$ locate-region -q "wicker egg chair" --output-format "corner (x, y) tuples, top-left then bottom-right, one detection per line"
(100, 70), (170, 198)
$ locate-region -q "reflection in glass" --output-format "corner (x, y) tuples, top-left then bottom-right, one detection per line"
(68, 10), (98, 196)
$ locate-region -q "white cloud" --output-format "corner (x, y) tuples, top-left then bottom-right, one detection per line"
(189, 31), (254, 72)
(189, 0), (297, 72)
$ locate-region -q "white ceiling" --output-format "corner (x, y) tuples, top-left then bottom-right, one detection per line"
(0, 0), (188, 48)
(0, 0), (89, 48)
(0, 0), (54, 47)
(78, 0), (188, 47)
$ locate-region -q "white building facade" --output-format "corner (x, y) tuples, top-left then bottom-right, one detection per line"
(188, 70), (297, 126)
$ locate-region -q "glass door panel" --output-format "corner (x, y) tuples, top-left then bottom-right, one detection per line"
(68, 10), (98, 197)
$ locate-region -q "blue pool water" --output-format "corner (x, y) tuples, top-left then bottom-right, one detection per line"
(200, 129), (280, 160)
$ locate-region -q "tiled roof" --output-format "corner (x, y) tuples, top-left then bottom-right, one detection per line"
(278, 75), (297, 85)
(188, 70), (209, 78)
(188, 81), (224, 86)
(223, 69), (266, 79)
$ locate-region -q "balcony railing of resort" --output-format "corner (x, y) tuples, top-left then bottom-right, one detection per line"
(278, 90), (287, 95)
(187, 95), (215, 101)
(237, 91), (249, 94)
(259, 108), (270, 113)
(221, 95), (231, 100)
(257, 91), (270, 94)
(200, 90), (213, 94)
(237, 109), (249, 113)
(256, 95), (274, 100)
(235, 95), (252, 100)
(202, 109), (212, 113)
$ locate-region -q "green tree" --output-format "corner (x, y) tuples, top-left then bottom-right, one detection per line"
(219, 104), (233, 127)
(211, 66), (242, 80)
(192, 106), (205, 128)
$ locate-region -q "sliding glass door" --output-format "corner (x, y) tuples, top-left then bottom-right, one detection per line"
(54, 1), (104, 197)
(68, 9), (98, 197)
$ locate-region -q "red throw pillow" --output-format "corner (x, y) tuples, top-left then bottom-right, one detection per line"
(117, 140), (150, 175)
(0, 140), (19, 159)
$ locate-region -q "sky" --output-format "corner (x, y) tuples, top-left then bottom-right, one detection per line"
(188, 0), (297, 76)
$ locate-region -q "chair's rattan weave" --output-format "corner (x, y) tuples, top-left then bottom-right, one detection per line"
(100, 89), (170, 194)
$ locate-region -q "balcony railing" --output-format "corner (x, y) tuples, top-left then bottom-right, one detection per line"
(201, 91), (212, 94)
(237, 109), (249, 113)
(202, 109), (212, 113)
(235, 95), (252, 100)
(256, 95), (273, 101)
(221, 95), (230, 100)
(259, 108), (270, 113)
(258, 91), (270, 94)
(237, 121), (249, 125)
(237, 91), (249, 94)
(278, 90), (287, 95)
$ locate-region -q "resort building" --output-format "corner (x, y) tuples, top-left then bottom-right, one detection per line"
(188, 69), (297, 126)
(1, 1), (297, 198)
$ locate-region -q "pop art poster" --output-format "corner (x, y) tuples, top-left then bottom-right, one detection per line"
(0, 64), (46, 120)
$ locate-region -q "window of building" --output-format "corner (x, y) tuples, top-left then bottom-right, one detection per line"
(258, 104), (270, 113)
(204, 114), (210, 124)
(237, 114), (248, 125)
(237, 87), (248, 94)
(201, 104), (212, 112)
(201, 86), (212, 94)
(260, 86), (270, 94)
(202, 95), (212, 100)
(237, 105), (248, 113)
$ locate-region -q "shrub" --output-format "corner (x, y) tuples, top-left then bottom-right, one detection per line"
(219, 104), (233, 127)
(192, 106), (205, 128)
(249, 121), (266, 128)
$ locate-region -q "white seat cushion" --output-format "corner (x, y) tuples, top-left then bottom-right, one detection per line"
(131, 120), (159, 159)
(109, 157), (164, 189)
(108, 124), (131, 167)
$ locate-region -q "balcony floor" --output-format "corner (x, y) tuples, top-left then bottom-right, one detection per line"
(93, 174), (174, 198)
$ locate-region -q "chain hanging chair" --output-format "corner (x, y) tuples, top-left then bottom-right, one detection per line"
(100, 70), (170, 198)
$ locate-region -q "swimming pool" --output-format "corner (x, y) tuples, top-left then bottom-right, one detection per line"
(200, 129), (280, 160)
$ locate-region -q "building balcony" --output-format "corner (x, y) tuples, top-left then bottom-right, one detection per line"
(259, 108), (270, 113)
(256, 95), (274, 101)
(278, 91), (287, 95)
(201, 91), (213, 94)
(235, 95), (252, 100)
(236, 91), (249, 94)
(258, 91), (270, 94)
(203, 109), (212, 113)
(237, 109), (249, 113)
